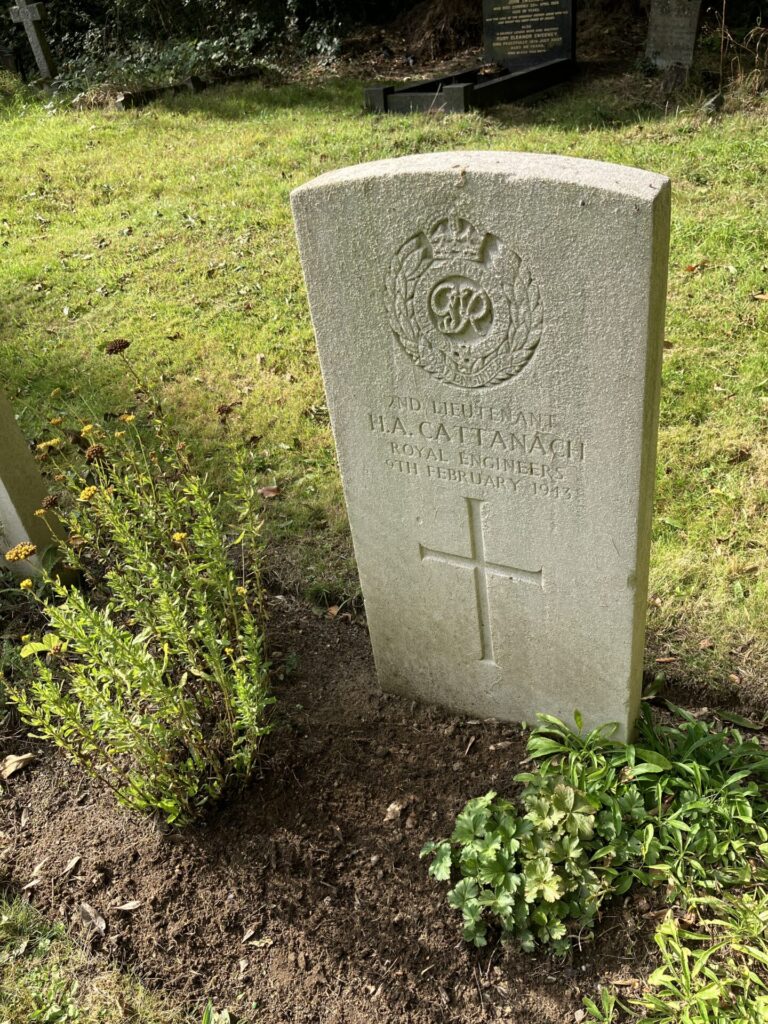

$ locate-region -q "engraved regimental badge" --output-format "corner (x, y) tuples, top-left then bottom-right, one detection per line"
(385, 216), (543, 389)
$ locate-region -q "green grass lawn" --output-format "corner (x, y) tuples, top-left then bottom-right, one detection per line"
(1, 70), (767, 702)
(0, 892), (182, 1023)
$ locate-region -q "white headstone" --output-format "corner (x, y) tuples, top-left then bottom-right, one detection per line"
(292, 152), (670, 738)
(0, 388), (57, 574)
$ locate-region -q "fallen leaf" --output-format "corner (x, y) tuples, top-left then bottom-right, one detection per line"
(79, 902), (106, 936)
(655, 656), (678, 664)
(327, 605), (339, 619)
(62, 856), (81, 877)
(21, 878), (40, 891)
(20, 807), (29, 828)
(489, 741), (513, 751)
(257, 486), (280, 499)
(113, 900), (141, 912)
(728, 673), (741, 685)
(242, 927), (257, 943)
(698, 638), (714, 650)
(249, 936), (273, 949)
(752, 292), (768, 301)
(384, 800), (405, 822)
(32, 858), (48, 877)
(1, 753), (36, 779)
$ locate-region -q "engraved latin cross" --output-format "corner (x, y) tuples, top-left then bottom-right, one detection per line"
(9, 0), (56, 79)
(419, 497), (542, 665)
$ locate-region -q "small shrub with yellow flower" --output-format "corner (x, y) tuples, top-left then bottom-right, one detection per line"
(11, 380), (272, 826)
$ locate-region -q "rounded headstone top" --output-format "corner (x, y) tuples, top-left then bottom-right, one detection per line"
(291, 151), (670, 205)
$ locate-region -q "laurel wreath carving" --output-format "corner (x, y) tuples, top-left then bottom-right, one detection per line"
(385, 229), (543, 388)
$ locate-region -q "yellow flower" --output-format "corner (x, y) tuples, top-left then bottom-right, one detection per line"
(119, 414), (136, 423)
(36, 438), (62, 451)
(236, 586), (247, 596)
(20, 578), (33, 590)
(34, 508), (46, 517)
(49, 416), (63, 426)
(114, 430), (126, 438)
(78, 486), (98, 502)
(81, 423), (95, 436)
(5, 542), (37, 563)
(21, 634), (31, 642)
(225, 647), (234, 656)
(172, 532), (188, 544)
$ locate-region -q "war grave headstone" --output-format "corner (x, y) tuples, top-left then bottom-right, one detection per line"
(365, 0), (575, 114)
(292, 151), (670, 738)
(0, 388), (57, 574)
(646, 0), (702, 70)
(8, 0), (55, 80)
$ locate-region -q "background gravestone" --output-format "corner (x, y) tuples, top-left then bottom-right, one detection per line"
(483, 0), (575, 71)
(365, 0), (575, 112)
(293, 152), (670, 738)
(0, 388), (57, 574)
(8, 0), (55, 80)
(646, 0), (702, 69)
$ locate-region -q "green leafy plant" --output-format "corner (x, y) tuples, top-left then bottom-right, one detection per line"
(9, 383), (272, 826)
(635, 894), (768, 1024)
(422, 777), (606, 953)
(201, 1001), (233, 1024)
(423, 708), (768, 954)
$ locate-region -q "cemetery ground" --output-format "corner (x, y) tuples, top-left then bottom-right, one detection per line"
(0, 62), (768, 1022)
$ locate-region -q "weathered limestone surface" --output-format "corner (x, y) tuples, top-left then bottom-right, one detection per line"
(292, 151), (670, 737)
(646, 0), (702, 69)
(0, 388), (54, 573)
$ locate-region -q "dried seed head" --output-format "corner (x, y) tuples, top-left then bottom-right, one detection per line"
(85, 444), (106, 464)
(105, 338), (131, 355)
(41, 494), (59, 510)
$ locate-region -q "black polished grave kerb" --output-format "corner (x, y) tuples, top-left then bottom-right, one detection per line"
(365, 0), (576, 114)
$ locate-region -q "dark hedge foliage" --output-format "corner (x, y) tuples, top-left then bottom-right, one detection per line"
(2, 0), (410, 73)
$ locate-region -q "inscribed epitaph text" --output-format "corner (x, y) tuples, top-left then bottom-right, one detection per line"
(646, 0), (702, 69)
(483, 0), (574, 70)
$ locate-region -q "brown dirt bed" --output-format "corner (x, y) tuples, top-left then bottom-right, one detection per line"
(1, 597), (664, 1022)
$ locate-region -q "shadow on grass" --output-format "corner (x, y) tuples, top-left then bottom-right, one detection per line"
(147, 63), (693, 130)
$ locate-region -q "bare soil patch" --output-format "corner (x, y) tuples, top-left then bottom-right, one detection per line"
(0, 597), (663, 1022)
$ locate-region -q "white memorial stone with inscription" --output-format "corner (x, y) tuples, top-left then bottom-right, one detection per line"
(292, 152), (670, 737)
(0, 388), (56, 574)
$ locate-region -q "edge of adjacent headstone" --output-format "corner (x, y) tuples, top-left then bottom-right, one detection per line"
(291, 151), (670, 205)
